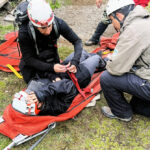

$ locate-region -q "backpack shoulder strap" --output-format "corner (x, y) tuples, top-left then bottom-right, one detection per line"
(28, 18), (59, 55)
(28, 21), (39, 55)
(53, 18), (60, 39)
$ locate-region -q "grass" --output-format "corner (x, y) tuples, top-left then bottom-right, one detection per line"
(146, 2), (150, 12)
(0, 24), (14, 40)
(0, 83), (150, 150)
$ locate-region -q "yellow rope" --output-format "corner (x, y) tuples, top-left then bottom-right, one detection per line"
(6, 64), (23, 79)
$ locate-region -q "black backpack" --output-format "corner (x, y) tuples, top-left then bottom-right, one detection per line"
(13, 0), (60, 55)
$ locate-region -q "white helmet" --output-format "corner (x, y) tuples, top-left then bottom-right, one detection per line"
(106, 0), (135, 16)
(27, 0), (54, 27)
(12, 91), (40, 115)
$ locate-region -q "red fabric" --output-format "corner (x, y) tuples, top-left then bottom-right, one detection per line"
(95, 32), (120, 55)
(134, 0), (150, 7)
(0, 72), (102, 139)
(0, 33), (120, 140)
(0, 32), (21, 72)
(67, 72), (92, 99)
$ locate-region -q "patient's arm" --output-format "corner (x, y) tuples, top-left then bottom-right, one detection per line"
(26, 78), (61, 107)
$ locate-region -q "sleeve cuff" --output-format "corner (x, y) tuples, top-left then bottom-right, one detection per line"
(71, 59), (79, 67)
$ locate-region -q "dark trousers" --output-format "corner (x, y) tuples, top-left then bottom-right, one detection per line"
(19, 60), (36, 84)
(91, 22), (108, 43)
(100, 71), (150, 118)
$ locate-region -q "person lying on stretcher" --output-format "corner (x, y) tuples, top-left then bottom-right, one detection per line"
(13, 51), (106, 116)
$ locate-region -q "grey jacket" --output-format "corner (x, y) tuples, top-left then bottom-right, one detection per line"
(106, 6), (150, 82)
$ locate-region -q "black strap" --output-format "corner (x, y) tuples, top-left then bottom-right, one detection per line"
(0, 40), (6, 44)
(53, 19), (60, 39)
(28, 21), (39, 55)
(140, 56), (150, 69)
(27, 17), (60, 56)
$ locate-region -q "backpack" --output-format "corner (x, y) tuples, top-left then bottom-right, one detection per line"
(13, 0), (60, 55)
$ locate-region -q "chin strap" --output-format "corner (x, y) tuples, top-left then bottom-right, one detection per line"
(111, 4), (135, 28)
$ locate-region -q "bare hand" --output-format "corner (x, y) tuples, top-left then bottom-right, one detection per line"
(96, 0), (103, 8)
(54, 64), (67, 73)
(66, 62), (77, 73)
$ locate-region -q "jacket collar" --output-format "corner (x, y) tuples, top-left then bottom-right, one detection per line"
(121, 5), (149, 32)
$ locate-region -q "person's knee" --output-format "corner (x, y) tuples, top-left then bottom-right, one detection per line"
(100, 71), (112, 87)
(100, 71), (107, 85)
(93, 54), (101, 63)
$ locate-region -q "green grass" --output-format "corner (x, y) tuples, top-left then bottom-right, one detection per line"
(0, 24), (14, 40)
(146, 2), (150, 12)
(0, 85), (150, 150)
(58, 46), (74, 60)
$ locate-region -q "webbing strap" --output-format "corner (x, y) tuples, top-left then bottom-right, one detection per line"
(53, 19), (59, 39)
(67, 71), (91, 99)
(28, 21), (39, 55)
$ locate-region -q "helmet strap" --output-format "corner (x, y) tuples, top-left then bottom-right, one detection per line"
(112, 13), (124, 28)
(111, 4), (135, 28)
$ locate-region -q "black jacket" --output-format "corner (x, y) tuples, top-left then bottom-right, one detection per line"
(27, 64), (91, 116)
(18, 16), (83, 73)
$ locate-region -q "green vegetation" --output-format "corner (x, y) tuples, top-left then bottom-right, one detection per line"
(9, 0), (22, 8)
(58, 46), (74, 60)
(146, 2), (150, 12)
(0, 82), (150, 150)
(0, 24), (14, 40)
(48, 0), (61, 10)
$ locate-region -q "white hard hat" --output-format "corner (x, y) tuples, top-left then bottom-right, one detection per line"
(27, 0), (54, 27)
(106, 0), (135, 16)
(12, 91), (40, 115)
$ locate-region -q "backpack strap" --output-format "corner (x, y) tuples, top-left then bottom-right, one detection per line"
(28, 18), (59, 56)
(53, 18), (60, 39)
(28, 21), (40, 55)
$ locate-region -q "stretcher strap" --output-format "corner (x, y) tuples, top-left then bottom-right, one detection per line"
(67, 72), (91, 99)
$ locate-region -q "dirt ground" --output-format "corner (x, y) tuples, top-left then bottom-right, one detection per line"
(54, 0), (116, 51)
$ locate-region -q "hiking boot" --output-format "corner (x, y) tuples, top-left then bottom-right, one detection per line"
(85, 39), (98, 46)
(101, 106), (132, 122)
